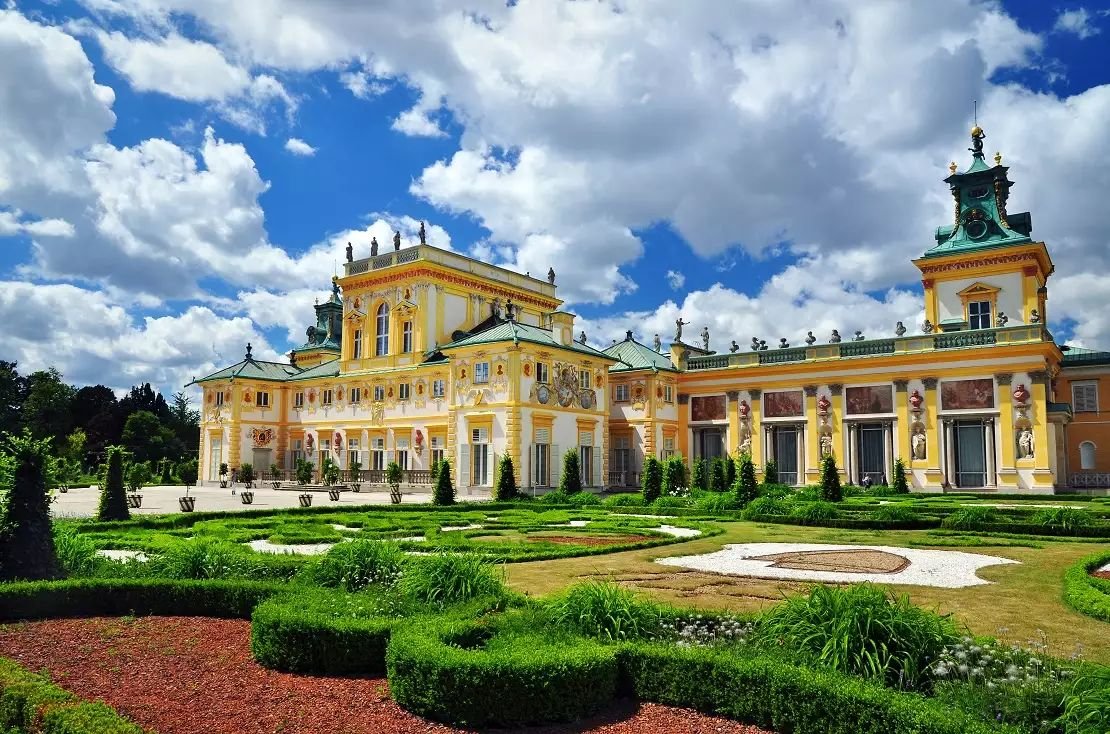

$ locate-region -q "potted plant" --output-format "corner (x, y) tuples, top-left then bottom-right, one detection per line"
(270, 462), (282, 489)
(328, 486), (341, 501)
(387, 460), (404, 505)
(239, 462), (255, 489)
(241, 488), (254, 504)
(178, 459), (198, 512)
(348, 457), (362, 492)
(218, 462), (229, 489)
(125, 461), (149, 509)
(296, 458), (314, 486)
(298, 492), (313, 507)
(322, 456), (340, 486)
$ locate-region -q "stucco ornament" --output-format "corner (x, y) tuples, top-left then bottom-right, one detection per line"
(1012, 384), (1030, 405)
(250, 428), (274, 447)
(555, 365), (579, 407)
(1018, 428), (1034, 459)
(912, 428), (927, 460)
(819, 434), (833, 457)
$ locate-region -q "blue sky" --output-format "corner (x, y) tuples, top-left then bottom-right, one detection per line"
(2, 0), (1109, 395)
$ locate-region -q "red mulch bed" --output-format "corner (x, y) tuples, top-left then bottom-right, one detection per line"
(0, 616), (773, 734)
(1094, 571), (1110, 580)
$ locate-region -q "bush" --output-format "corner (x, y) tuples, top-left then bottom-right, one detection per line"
(0, 657), (145, 733)
(97, 446), (129, 522)
(559, 450), (582, 494)
(401, 553), (504, 606)
(551, 581), (661, 641)
(603, 493), (644, 507)
(1032, 507), (1093, 532)
(725, 454), (737, 488)
(1062, 550), (1110, 623)
(741, 495), (792, 519)
(641, 456), (662, 504)
(160, 461), (173, 485)
(432, 458), (455, 505)
(759, 482), (794, 499)
(763, 459), (779, 485)
(295, 458), (314, 485)
(177, 458), (198, 487)
(756, 585), (960, 691)
(820, 454), (842, 502)
(733, 455), (758, 506)
(125, 461), (150, 493)
(650, 496), (688, 509)
(303, 539), (405, 591)
(238, 462), (255, 485)
(790, 500), (840, 522)
(709, 458), (727, 492)
(494, 454), (518, 500)
(696, 492), (740, 513)
(662, 455), (687, 496)
(872, 504), (918, 523)
(691, 458), (708, 491)
(321, 456), (340, 485)
(892, 458), (909, 494)
(0, 432), (59, 581)
(538, 490), (570, 504)
(566, 491), (601, 506)
(940, 506), (997, 530)
(144, 538), (298, 581)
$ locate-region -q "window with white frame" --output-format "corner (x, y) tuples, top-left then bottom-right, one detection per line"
(349, 386), (361, 404)
(1079, 441), (1096, 471)
(290, 438), (304, 469)
(398, 383), (411, 401)
(402, 321), (413, 353)
(255, 391), (269, 408)
(352, 328), (362, 359)
(612, 435), (632, 475)
(579, 369), (591, 390)
(1073, 382), (1099, 413)
(431, 436), (445, 467)
(432, 379), (445, 398)
(347, 438), (360, 468)
(471, 426), (490, 486)
(664, 384), (674, 403)
(968, 300), (992, 330)
(614, 384), (630, 402)
(536, 363), (549, 384)
(294, 391), (304, 409)
(371, 437), (385, 470)
(661, 436), (676, 459)
(579, 431), (594, 486)
(396, 438), (410, 470)
(474, 362), (490, 384)
(375, 303), (389, 356)
(534, 427), (550, 486)
(373, 385), (385, 402)
(322, 388), (334, 406)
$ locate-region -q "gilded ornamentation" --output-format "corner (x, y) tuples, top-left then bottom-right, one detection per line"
(250, 428), (274, 447)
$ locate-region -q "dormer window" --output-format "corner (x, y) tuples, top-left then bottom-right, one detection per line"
(968, 300), (992, 330)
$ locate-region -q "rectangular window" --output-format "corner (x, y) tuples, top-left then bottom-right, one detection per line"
(579, 369), (591, 390)
(396, 438), (410, 470)
(474, 362), (490, 384)
(373, 385), (385, 402)
(371, 437), (385, 471)
(615, 384), (630, 402)
(399, 383), (411, 401)
(349, 387), (361, 404)
(471, 427), (490, 486)
(255, 391), (269, 408)
(347, 439), (360, 470)
(431, 436), (445, 467)
(612, 435), (631, 474)
(322, 389), (334, 406)
(215, 391), (225, 407)
(664, 385), (673, 403)
(661, 436), (676, 460)
(402, 321), (413, 353)
(352, 329), (362, 359)
(968, 300), (992, 330)
(294, 391), (304, 408)
(290, 438), (304, 470)
(534, 427), (550, 487)
(536, 363), (549, 384)
(1073, 382), (1099, 413)
(432, 379), (445, 398)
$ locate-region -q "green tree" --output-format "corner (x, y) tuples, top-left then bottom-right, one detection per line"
(239, 462), (255, 486)
(177, 458), (198, 488)
(820, 454), (843, 502)
(709, 457), (727, 491)
(763, 459), (779, 485)
(167, 391), (200, 460)
(121, 410), (176, 463)
(160, 460), (173, 484)
(725, 453), (737, 487)
(733, 455), (758, 506)
(559, 450), (582, 494)
(0, 431), (59, 581)
(662, 455), (686, 495)
(432, 458), (455, 505)
(295, 458), (313, 485)
(22, 368), (74, 447)
(125, 461), (150, 493)
(71, 385), (120, 459)
(62, 429), (87, 467)
(0, 361), (25, 436)
(494, 454), (518, 500)
(98, 446), (129, 521)
(641, 456), (663, 504)
(691, 458), (708, 491)
(892, 458), (909, 494)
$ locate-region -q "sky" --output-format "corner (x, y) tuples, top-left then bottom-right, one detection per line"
(2, 0), (1109, 398)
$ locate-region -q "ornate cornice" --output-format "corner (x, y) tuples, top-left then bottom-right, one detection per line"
(995, 373), (1013, 385)
(916, 251), (1040, 276)
(344, 267), (560, 310)
(922, 377), (939, 389)
(725, 390), (739, 400)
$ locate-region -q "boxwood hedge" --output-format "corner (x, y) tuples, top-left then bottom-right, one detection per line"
(0, 658), (143, 734)
(1062, 549), (1110, 623)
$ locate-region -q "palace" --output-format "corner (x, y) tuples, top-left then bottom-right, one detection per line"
(191, 127), (1110, 495)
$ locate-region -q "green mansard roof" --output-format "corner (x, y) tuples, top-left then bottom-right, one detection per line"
(440, 319), (615, 360)
(1061, 345), (1110, 367)
(604, 332), (678, 372)
(189, 345), (302, 385)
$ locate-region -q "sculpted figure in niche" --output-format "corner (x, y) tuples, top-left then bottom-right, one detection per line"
(912, 429), (927, 460)
(1018, 428), (1034, 459)
(819, 434), (833, 457)
(739, 436), (752, 456)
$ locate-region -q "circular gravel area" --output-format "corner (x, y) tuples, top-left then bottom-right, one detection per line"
(0, 617), (773, 734)
(656, 543), (1018, 588)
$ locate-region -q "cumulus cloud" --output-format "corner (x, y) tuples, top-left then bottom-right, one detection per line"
(284, 137), (317, 156)
(665, 270), (685, 291)
(1054, 8), (1101, 39)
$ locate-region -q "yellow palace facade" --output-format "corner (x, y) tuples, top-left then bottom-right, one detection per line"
(191, 128), (1109, 495)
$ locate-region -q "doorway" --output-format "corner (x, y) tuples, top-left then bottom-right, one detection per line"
(771, 426), (800, 485)
(693, 427), (726, 461)
(954, 420), (987, 488)
(856, 423), (886, 484)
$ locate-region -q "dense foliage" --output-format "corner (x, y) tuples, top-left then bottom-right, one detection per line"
(432, 458), (455, 505)
(820, 454), (843, 502)
(559, 450), (582, 494)
(733, 455), (758, 506)
(0, 431), (59, 581)
(641, 456), (662, 504)
(494, 454), (518, 500)
(96, 446), (129, 521)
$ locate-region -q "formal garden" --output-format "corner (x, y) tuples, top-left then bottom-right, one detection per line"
(0, 434), (1108, 733)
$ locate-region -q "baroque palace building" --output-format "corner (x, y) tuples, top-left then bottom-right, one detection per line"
(191, 127), (1110, 495)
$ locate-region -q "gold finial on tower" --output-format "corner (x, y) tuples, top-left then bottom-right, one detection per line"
(994, 151), (1002, 166)
(949, 161), (958, 174)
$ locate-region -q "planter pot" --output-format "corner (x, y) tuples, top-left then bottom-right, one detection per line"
(240, 491), (254, 505)
(389, 487), (403, 505)
(126, 493), (143, 508)
(271, 481), (281, 489)
(219, 479), (228, 488)
(178, 496), (196, 512)
(59, 486), (69, 494)
(298, 493), (313, 507)
(351, 483), (361, 493)
(328, 489), (341, 501)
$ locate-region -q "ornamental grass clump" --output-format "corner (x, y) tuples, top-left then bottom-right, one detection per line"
(53, 525), (101, 578)
(401, 552), (505, 606)
(789, 500), (840, 522)
(305, 539), (405, 591)
(941, 506), (997, 530)
(1032, 507), (1094, 533)
(739, 495), (791, 520)
(872, 503), (918, 523)
(551, 581), (660, 642)
(755, 584), (960, 691)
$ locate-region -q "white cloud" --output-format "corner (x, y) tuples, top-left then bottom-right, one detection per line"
(95, 30), (251, 101)
(1054, 8), (1100, 39)
(284, 137), (317, 156)
(0, 210), (75, 237)
(665, 270), (685, 290)
(340, 68), (389, 99)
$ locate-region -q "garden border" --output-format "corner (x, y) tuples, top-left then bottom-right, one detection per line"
(1062, 549), (1110, 623)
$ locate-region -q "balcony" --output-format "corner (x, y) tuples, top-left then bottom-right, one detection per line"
(684, 325), (1049, 371)
(343, 244), (558, 300)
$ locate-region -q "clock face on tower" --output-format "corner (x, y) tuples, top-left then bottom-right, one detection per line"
(964, 208), (988, 240)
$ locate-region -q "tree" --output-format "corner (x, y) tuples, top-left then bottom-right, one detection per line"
(733, 455), (758, 506)
(62, 429), (87, 467)
(0, 361), (26, 437)
(0, 431), (59, 581)
(725, 453), (737, 488)
(21, 368), (75, 447)
(763, 459), (779, 485)
(662, 455), (686, 496)
(820, 454), (843, 502)
(177, 458), (198, 488)
(125, 461), (150, 493)
(321, 456), (339, 485)
(892, 458), (909, 494)
(71, 385), (120, 460)
(691, 458), (708, 491)
(168, 391), (200, 460)
(641, 456), (663, 504)
(432, 458), (455, 505)
(494, 454), (518, 500)
(121, 410), (176, 463)
(710, 457), (727, 491)
(97, 446), (130, 521)
(559, 450), (582, 494)
(295, 459), (313, 485)
(119, 383), (170, 421)
(160, 460), (173, 484)
(239, 463), (255, 487)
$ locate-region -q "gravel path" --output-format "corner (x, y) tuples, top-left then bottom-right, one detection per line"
(657, 542), (1018, 588)
(0, 617), (773, 734)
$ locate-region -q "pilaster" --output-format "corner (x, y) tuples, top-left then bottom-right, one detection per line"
(506, 348), (522, 485)
(748, 389), (763, 470)
(726, 390), (740, 455)
(829, 384), (845, 478)
(893, 380), (910, 464)
(922, 377), (944, 487)
(229, 383), (242, 468)
(1027, 370), (1054, 490)
(995, 373), (1018, 488)
(677, 393), (690, 458)
(804, 385), (820, 483)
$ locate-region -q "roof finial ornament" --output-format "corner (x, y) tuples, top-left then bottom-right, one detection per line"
(948, 161), (958, 174)
(245, 342), (253, 360)
(994, 151), (1002, 166)
(969, 101), (985, 159)
(625, 329), (633, 341)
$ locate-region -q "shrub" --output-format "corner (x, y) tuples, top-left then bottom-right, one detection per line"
(321, 456), (340, 485)
(603, 493), (644, 507)
(0, 657), (145, 733)
(97, 446), (130, 522)
(551, 581), (660, 641)
(1062, 550), (1110, 623)
(759, 482), (794, 499)
(386, 460), (403, 496)
(125, 461), (150, 493)
(432, 459), (455, 505)
(725, 454), (737, 488)
(160, 460), (173, 485)
(53, 526), (101, 578)
(709, 458), (727, 491)
(238, 462), (255, 485)
(790, 500), (841, 522)
(741, 495), (791, 519)
(559, 450), (582, 494)
(346, 457), (361, 482)
(538, 490), (570, 504)
(662, 455), (687, 496)
(651, 496), (688, 509)
(763, 459), (779, 485)
(755, 584), (960, 691)
(641, 456), (662, 504)
(0, 432), (59, 581)
(872, 504), (918, 523)
(566, 491), (601, 506)
(295, 458), (314, 485)
(177, 458), (198, 487)
(401, 553), (504, 606)
(1032, 507), (1093, 532)
(733, 455), (758, 506)
(820, 454), (842, 502)
(304, 539), (405, 591)
(940, 506), (997, 530)
(692, 458), (708, 491)
(494, 454), (518, 500)
(146, 538), (263, 580)
(892, 458), (909, 494)
(696, 492), (740, 513)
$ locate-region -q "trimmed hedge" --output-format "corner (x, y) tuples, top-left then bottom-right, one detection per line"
(620, 643), (1017, 734)
(744, 514), (941, 531)
(0, 658), (143, 734)
(1062, 549), (1110, 623)
(387, 620), (618, 727)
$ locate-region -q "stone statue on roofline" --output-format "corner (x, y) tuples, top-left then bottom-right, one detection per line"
(370, 237), (379, 256)
(700, 326), (710, 351)
(653, 334), (661, 352)
(345, 241), (353, 263)
(393, 230), (401, 251)
(579, 330), (587, 344)
(548, 267), (556, 284)
(730, 340), (739, 353)
(418, 220), (426, 245)
(675, 317), (689, 342)
(829, 329), (842, 343)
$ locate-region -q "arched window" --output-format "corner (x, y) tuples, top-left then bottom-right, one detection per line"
(1080, 441), (1096, 471)
(375, 303), (389, 356)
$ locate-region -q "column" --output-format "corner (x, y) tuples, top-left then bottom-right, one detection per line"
(984, 417), (996, 486)
(943, 419), (955, 489)
(882, 421), (893, 485)
(1027, 370), (1054, 491)
(803, 385), (820, 483)
(847, 423), (858, 484)
(749, 389), (764, 470)
(994, 373), (1017, 489)
(829, 384), (845, 479)
(726, 390), (740, 455)
(797, 427), (806, 486)
(763, 423), (774, 466)
(894, 380), (910, 462)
